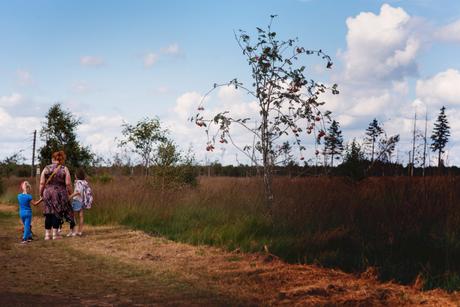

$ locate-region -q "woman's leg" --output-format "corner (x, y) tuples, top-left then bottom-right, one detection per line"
(52, 215), (61, 240)
(44, 214), (52, 229)
(44, 214), (52, 240)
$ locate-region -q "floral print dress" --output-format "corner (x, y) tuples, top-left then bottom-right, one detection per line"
(43, 164), (73, 222)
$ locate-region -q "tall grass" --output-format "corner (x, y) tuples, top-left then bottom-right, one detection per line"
(2, 175), (460, 290)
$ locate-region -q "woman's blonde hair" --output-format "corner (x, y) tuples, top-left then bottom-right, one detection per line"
(52, 150), (66, 164)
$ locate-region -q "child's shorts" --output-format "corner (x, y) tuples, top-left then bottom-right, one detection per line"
(72, 200), (83, 212)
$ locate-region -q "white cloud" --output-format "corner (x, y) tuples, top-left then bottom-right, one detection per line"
(342, 4), (420, 82)
(154, 86), (171, 94)
(435, 19), (460, 43)
(71, 81), (92, 94)
(78, 115), (125, 154)
(348, 92), (392, 117)
(0, 93), (24, 107)
(173, 91), (202, 120)
(16, 70), (34, 85)
(0, 107), (41, 161)
(416, 69), (460, 106)
(161, 43), (180, 55)
(80, 56), (105, 67)
(166, 87), (264, 165)
(143, 52), (159, 68)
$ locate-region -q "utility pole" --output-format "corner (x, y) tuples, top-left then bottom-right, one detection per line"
(422, 111), (428, 177)
(408, 151), (412, 176)
(31, 130), (36, 178)
(410, 112), (417, 176)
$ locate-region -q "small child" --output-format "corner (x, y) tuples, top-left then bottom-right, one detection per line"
(68, 169), (92, 237)
(17, 181), (39, 244)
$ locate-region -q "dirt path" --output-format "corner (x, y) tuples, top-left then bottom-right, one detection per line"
(1, 203), (459, 306)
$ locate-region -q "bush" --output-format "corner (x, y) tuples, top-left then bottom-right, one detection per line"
(150, 165), (198, 188)
(0, 178), (4, 196)
(91, 173), (113, 184)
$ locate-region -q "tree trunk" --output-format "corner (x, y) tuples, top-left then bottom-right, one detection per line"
(371, 139), (375, 162)
(261, 109), (273, 212)
(263, 165), (273, 211)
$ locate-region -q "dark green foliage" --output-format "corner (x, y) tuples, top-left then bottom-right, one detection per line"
(0, 152), (25, 177)
(323, 120), (344, 167)
(0, 177), (4, 196)
(337, 139), (368, 180)
(92, 173), (113, 184)
(155, 140), (181, 167)
(376, 134), (400, 163)
(365, 118), (384, 162)
(119, 117), (167, 175)
(151, 144), (198, 188)
(39, 103), (93, 171)
(431, 106), (450, 167)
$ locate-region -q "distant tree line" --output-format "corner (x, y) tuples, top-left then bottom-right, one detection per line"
(0, 104), (454, 181)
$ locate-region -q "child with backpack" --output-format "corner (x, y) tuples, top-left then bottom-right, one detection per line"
(68, 169), (93, 237)
(17, 181), (39, 244)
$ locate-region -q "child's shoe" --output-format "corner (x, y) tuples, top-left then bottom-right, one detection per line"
(20, 240), (28, 244)
(66, 231), (76, 237)
(44, 229), (51, 240)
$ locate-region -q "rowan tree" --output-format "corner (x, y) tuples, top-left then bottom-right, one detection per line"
(192, 16), (338, 210)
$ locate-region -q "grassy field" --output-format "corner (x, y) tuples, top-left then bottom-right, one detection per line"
(2, 175), (460, 291)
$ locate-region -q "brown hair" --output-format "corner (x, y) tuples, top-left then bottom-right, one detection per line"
(75, 168), (86, 180)
(52, 151), (66, 164)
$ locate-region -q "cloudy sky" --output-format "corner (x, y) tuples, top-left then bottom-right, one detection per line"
(1, 0), (459, 166)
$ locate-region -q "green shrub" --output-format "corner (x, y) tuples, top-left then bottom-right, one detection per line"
(0, 177), (4, 196)
(91, 173), (113, 184)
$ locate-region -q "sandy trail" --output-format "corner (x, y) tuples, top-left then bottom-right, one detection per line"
(1, 203), (458, 306)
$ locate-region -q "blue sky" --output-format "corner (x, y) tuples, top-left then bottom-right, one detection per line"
(1, 0), (460, 166)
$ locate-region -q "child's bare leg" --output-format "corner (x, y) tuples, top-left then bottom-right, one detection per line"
(79, 210), (84, 234)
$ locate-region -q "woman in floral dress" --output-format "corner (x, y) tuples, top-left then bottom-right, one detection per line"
(39, 151), (74, 240)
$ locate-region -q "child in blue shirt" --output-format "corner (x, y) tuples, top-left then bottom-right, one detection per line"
(17, 181), (38, 244)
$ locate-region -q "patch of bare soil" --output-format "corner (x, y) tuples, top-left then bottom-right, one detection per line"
(1, 203), (459, 306)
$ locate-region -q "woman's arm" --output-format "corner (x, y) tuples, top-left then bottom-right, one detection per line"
(65, 167), (73, 196)
(39, 168), (46, 197)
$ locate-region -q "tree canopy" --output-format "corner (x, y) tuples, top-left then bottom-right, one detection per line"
(39, 103), (93, 171)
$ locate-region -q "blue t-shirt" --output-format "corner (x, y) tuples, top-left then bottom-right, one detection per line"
(17, 193), (33, 211)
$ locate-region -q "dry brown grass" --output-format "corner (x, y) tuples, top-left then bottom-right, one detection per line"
(1, 203), (458, 306)
(3, 175), (460, 290)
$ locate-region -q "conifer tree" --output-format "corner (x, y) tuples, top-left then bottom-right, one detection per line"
(365, 118), (383, 162)
(431, 106), (450, 167)
(323, 120), (344, 167)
